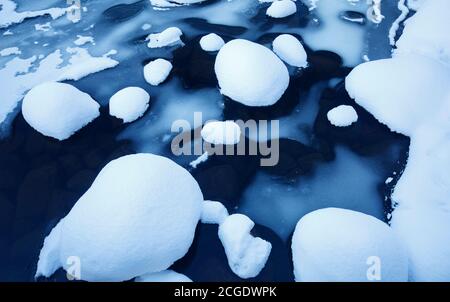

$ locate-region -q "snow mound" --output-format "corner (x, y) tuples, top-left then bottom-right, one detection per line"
(266, 0), (297, 18)
(144, 59), (173, 86)
(272, 34), (308, 68)
(200, 33), (225, 52)
(395, 0), (450, 65)
(215, 39), (289, 107)
(218, 214), (272, 279)
(201, 121), (241, 145)
(22, 82), (99, 140)
(147, 27), (183, 48)
(346, 54), (450, 136)
(35, 154), (203, 281)
(109, 87), (150, 123)
(291, 208), (408, 282)
(327, 105), (358, 127)
(201, 200), (229, 225)
(135, 270), (192, 282)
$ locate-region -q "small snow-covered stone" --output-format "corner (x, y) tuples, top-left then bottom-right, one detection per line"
(35, 154), (203, 281)
(22, 82), (99, 140)
(272, 34), (307, 68)
(215, 39), (289, 107)
(135, 270), (192, 282)
(266, 0), (297, 19)
(327, 105), (358, 127)
(218, 214), (272, 279)
(200, 33), (225, 52)
(201, 121), (241, 145)
(291, 208), (408, 282)
(144, 58), (173, 86)
(147, 27), (183, 48)
(201, 200), (229, 225)
(109, 87), (150, 123)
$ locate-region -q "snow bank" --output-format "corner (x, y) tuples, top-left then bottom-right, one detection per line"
(272, 34), (307, 68)
(218, 214), (272, 279)
(346, 0), (450, 281)
(36, 154), (203, 281)
(143, 59), (173, 86)
(395, 0), (450, 65)
(201, 121), (241, 145)
(0, 47), (21, 57)
(266, 0), (297, 18)
(327, 105), (358, 127)
(215, 39), (289, 107)
(291, 208), (408, 282)
(147, 27), (183, 48)
(201, 200), (229, 225)
(135, 270), (192, 282)
(22, 82), (99, 140)
(109, 87), (150, 123)
(200, 33), (225, 52)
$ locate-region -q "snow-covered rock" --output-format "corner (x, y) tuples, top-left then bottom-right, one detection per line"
(272, 34), (307, 68)
(395, 0), (450, 65)
(35, 154), (203, 281)
(218, 214), (272, 279)
(201, 200), (229, 225)
(109, 87), (150, 123)
(147, 27), (183, 48)
(22, 82), (99, 140)
(215, 39), (289, 107)
(346, 54), (450, 136)
(201, 121), (241, 145)
(291, 208), (408, 282)
(266, 0), (297, 19)
(135, 270), (192, 282)
(144, 59), (173, 86)
(327, 105), (358, 127)
(200, 33), (225, 52)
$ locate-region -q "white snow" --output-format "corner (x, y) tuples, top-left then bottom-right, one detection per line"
(135, 270), (192, 282)
(189, 151), (209, 169)
(272, 34), (308, 68)
(201, 200), (229, 225)
(395, 0), (450, 66)
(143, 59), (173, 86)
(36, 154), (203, 281)
(74, 35), (95, 46)
(327, 105), (358, 127)
(0, 46), (21, 57)
(22, 82), (100, 140)
(218, 214), (272, 279)
(266, 0), (297, 19)
(0, 0), (77, 28)
(291, 208), (408, 282)
(215, 39), (289, 107)
(34, 22), (52, 32)
(201, 121), (241, 145)
(345, 0), (450, 281)
(147, 27), (183, 48)
(200, 33), (225, 52)
(109, 87), (150, 123)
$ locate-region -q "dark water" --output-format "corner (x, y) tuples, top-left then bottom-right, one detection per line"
(0, 0), (410, 281)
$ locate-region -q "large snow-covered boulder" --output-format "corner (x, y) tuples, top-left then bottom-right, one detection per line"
(143, 59), (173, 86)
(215, 39), (289, 107)
(200, 33), (225, 52)
(147, 27), (183, 49)
(346, 54), (450, 136)
(22, 82), (100, 140)
(272, 34), (308, 68)
(35, 154), (203, 281)
(109, 87), (150, 123)
(291, 208), (408, 282)
(327, 105), (358, 127)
